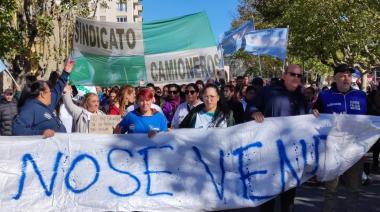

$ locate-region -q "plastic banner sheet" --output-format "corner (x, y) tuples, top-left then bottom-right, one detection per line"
(1, 114), (379, 211)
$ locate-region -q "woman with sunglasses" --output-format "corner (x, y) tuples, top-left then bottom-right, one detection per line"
(162, 84), (181, 126)
(171, 83), (203, 128)
(179, 84), (235, 129)
(114, 88), (167, 138)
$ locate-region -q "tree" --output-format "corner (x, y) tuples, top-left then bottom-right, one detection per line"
(234, 0), (380, 72)
(0, 0), (100, 85)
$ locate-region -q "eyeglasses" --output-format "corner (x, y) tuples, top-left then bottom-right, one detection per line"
(185, 90), (196, 95)
(287, 72), (302, 78)
(203, 95), (217, 100)
(4, 92), (13, 96)
(168, 90), (178, 95)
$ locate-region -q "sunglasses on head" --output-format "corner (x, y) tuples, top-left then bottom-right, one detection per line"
(168, 90), (178, 95)
(185, 90), (196, 95)
(287, 72), (302, 78)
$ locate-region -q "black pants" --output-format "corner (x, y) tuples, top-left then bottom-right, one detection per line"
(259, 188), (296, 212)
(371, 139), (380, 171)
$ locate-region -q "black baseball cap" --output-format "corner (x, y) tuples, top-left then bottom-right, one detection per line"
(334, 64), (355, 75)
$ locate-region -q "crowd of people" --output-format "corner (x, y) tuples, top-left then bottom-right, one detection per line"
(0, 62), (380, 211)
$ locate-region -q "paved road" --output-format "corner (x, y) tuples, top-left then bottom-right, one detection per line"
(223, 153), (380, 212)
(295, 173), (380, 212)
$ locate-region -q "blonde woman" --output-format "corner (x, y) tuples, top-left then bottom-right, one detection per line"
(118, 85), (136, 117)
(62, 85), (104, 133)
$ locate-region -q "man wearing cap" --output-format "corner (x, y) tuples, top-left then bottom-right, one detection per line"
(0, 89), (18, 136)
(312, 63), (367, 212)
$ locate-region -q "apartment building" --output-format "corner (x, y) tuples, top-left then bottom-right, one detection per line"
(93, 0), (143, 23)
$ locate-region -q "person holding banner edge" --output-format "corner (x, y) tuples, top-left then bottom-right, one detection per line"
(114, 88), (168, 138)
(12, 60), (75, 138)
(312, 64), (367, 212)
(179, 84), (234, 128)
(246, 64), (308, 212)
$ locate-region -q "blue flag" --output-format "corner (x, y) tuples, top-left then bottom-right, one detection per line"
(220, 20), (254, 56)
(0, 60), (5, 73)
(244, 28), (288, 61)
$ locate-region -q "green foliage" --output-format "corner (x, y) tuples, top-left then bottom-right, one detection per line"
(0, 0), (94, 81)
(0, 0), (23, 59)
(36, 15), (54, 38)
(234, 0), (380, 73)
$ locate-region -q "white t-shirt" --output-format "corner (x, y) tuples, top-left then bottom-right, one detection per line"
(171, 101), (203, 128)
(194, 110), (227, 129)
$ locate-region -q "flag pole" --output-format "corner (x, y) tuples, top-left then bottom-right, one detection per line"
(258, 53), (263, 77)
(3, 67), (20, 89)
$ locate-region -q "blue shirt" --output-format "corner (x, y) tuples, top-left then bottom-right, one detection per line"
(119, 110), (168, 134)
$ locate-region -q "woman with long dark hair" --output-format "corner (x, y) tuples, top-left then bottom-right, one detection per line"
(179, 84), (235, 128)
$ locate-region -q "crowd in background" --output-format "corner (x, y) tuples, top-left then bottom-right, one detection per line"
(0, 63), (380, 211)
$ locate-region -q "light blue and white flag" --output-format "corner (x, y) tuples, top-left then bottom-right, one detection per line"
(220, 20), (254, 56)
(244, 28), (288, 61)
(0, 60), (6, 73)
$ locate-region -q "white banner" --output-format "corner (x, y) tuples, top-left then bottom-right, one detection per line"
(74, 17), (144, 56)
(1, 115), (379, 211)
(145, 46), (221, 84)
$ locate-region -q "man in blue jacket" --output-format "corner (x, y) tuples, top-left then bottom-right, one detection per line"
(246, 64), (308, 212)
(312, 64), (366, 212)
(12, 60), (75, 138)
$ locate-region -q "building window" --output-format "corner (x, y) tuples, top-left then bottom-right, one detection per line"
(116, 3), (127, 11)
(99, 16), (106, 21)
(116, 16), (127, 22)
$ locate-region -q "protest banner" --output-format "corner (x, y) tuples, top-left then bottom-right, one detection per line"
(70, 12), (222, 86)
(89, 115), (121, 134)
(1, 114), (379, 211)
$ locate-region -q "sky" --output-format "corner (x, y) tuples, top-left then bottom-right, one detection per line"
(142, 0), (239, 41)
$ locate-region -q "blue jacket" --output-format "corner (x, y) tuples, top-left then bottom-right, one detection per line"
(314, 86), (367, 114)
(12, 71), (69, 135)
(245, 80), (308, 119)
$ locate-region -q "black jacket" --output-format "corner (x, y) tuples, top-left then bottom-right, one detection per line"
(0, 98), (18, 136)
(179, 103), (235, 128)
(226, 99), (245, 124)
(245, 80), (308, 120)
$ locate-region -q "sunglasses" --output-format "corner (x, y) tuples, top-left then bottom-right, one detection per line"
(168, 90), (178, 95)
(5, 92), (13, 96)
(287, 72), (302, 78)
(185, 90), (196, 95)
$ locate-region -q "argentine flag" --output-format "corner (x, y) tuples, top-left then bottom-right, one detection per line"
(244, 28), (288, 61)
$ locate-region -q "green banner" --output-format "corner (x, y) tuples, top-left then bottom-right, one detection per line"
(70, 12), (220, 86)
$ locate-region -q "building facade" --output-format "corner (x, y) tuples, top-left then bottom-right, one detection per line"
(93, 0), (143, 23)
